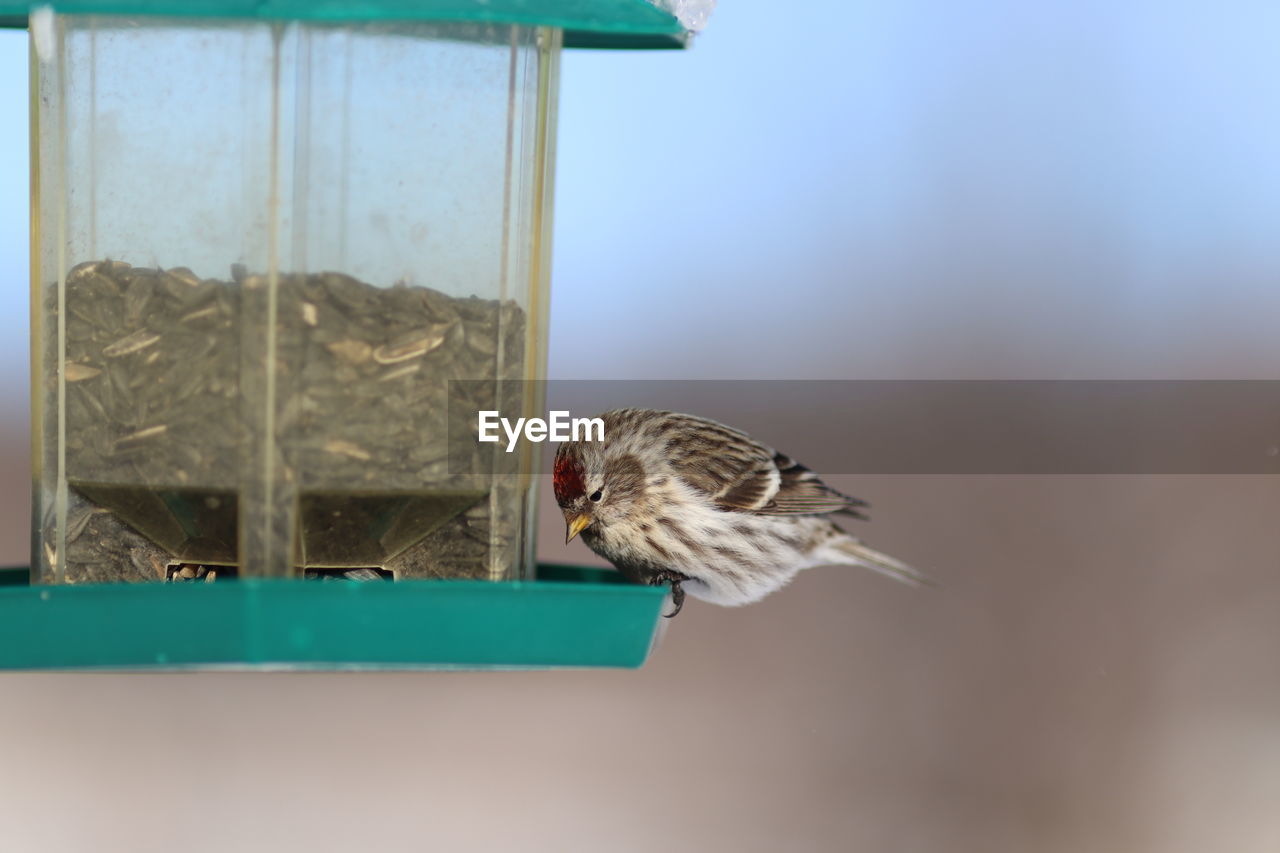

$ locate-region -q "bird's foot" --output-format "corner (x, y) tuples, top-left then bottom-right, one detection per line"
(666, 581), (685, 618)
(651, 570), (690, 618)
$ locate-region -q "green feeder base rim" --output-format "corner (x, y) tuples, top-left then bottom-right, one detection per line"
(0, 564), (668, 671)
(0, 1), (694, 49)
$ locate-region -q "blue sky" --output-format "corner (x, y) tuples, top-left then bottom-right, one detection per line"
(0, 29), (25, 430)
(2, 0), (1278, 413)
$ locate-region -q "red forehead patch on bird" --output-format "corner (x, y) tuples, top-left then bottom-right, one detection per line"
(553, 455), (585, 505)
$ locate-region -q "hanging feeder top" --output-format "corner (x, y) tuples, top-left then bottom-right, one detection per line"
(0, 0), (700, 48)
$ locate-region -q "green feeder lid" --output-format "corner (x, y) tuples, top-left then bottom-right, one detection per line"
(0, 565), (669, 670)
(0, 0), (697, 49)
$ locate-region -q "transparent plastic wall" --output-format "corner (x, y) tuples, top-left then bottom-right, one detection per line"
(31, 14), (559, 583)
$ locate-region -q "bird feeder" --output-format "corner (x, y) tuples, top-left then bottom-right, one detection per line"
(0, 0), (704, 669)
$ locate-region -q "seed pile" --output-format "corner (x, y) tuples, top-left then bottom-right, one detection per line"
(42, 260), (529, 584)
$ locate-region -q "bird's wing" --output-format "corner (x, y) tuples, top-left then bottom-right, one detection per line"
(760, 453), (869, 519)
(659, 414), (868, 519)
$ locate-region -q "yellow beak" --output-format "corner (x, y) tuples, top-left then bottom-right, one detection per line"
(565, 514), (593, 544)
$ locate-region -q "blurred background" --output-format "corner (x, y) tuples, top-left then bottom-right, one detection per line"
(2, 2), (1279, 851)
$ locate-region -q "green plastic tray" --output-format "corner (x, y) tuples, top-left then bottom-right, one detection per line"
(0, 565), (666, 670)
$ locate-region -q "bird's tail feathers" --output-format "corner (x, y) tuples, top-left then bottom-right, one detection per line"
(834, 539), (933, 587)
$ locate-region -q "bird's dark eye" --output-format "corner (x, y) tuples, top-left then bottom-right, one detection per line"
(589, 489), (603, 502)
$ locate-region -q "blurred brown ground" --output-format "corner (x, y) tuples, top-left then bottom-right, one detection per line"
(0, 419), (1277, 852)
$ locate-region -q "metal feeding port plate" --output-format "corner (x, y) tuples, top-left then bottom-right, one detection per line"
(71, 482), (488, 580)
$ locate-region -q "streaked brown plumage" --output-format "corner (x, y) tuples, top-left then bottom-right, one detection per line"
(554, 408), (926, 616)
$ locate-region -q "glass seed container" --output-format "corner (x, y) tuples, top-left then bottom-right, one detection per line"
(21, 3), (684, 586)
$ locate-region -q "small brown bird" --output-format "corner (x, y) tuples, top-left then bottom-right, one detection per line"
(553, 408), (927, 616)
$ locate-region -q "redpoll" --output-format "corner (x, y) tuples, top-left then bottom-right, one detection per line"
(553, 408), (927, 616)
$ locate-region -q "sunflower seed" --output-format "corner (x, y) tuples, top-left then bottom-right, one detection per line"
(323, 439), (372, 461)
(64, 363), (102, 382)
(325, 339), (372, 364)
(166, 266), (201, 288)
(372, 328), (446, 364)
(103, 329), (161, 357)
